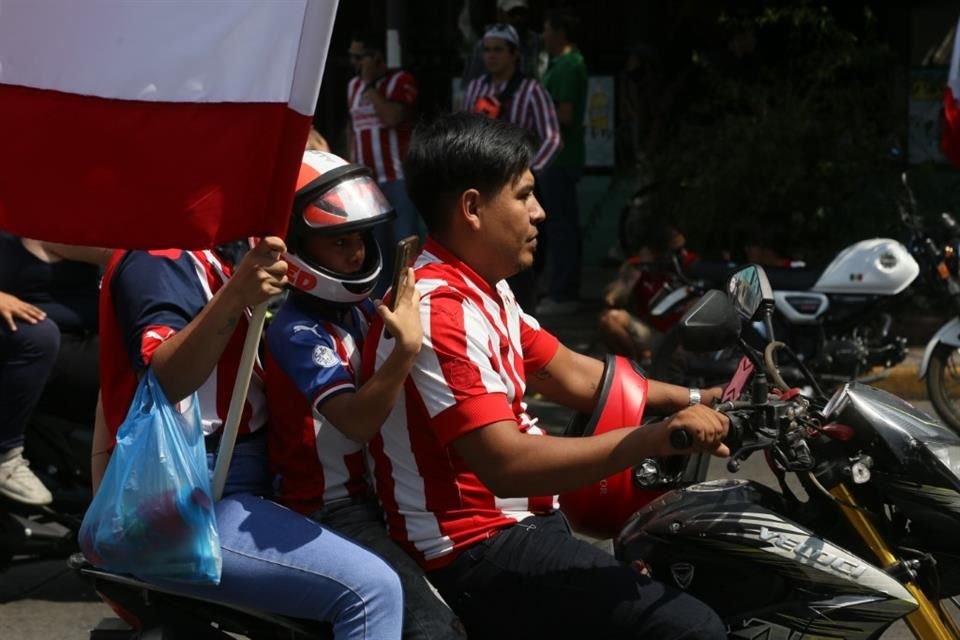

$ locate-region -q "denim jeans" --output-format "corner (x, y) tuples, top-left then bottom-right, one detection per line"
(318, 499), (466, 640)
(0, 318), (59, 452)
(427, 512), (726, 640)
(152, 435), (404, 640)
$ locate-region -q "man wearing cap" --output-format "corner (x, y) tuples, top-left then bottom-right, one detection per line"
(462, 22), (561, 310)
(462, 0), (546, 84)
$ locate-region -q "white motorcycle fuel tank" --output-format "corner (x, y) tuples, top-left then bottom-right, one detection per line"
(812, 238), (919, 295)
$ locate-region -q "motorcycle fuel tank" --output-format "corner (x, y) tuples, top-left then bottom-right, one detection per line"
(616, 478), (917, 639)
(813, 238), (919, 295)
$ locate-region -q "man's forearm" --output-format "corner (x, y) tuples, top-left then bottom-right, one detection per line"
(456, 419), (667, 498)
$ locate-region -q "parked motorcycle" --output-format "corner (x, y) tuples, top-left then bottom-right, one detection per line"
(614, 265), (960, 638)
(652, 174), (960, 433)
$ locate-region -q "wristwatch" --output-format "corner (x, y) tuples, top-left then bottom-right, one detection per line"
(688, 387), (702, 406)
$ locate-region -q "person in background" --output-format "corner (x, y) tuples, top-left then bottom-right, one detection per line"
(461, 0), (546, 85)
(347, 30), (420, 297)
(462, 22), (560, 311)
(0, 233), (110, 504)
(365, 111), (728, 640)
(95, 237), (403, 639)
(266, 150), (465, 640)
(535, 8), (589, 316)
(598, 222), (699, 363)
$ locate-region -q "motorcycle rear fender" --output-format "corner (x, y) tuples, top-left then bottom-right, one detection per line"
(918, 317), (960, 378)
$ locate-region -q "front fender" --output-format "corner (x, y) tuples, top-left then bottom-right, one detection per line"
(919, 317), (960, 378)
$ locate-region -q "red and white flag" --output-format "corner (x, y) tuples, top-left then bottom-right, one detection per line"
(944, 15), (960, 167)
(0, 0), (338, 249)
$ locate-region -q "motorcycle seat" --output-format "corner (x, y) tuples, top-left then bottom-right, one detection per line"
(69, 554), (333, 639)
(761, 265), (824, 291)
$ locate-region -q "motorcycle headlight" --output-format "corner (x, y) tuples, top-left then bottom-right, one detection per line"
(926, 442), (960, 483)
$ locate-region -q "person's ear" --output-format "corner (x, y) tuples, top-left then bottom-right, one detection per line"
(460, 189), (482, 231)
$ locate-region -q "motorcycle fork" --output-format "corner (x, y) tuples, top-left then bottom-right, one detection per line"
(831, 483), (960, 639)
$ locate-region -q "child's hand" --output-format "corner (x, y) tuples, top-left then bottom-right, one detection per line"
(377, 268), (422, 357)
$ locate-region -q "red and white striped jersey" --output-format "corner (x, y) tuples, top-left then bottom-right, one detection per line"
(462, 74), (561, 171)
(363, 239), (561, 570)
(99, 249), (267, 441)
(348, 70), (417, 183)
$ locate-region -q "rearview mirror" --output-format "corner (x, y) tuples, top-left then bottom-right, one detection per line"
(727, 265), (773, 320)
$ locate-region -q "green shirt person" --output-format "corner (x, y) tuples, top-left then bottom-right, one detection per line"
(536, 9), (590, 315)
(543, 40), (587, 169)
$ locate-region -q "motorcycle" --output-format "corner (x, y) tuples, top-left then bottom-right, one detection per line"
(612, 264), (960, 638)
(652, 174), (960, 433)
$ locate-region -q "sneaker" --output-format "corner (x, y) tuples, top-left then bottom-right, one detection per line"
(0, 447), (53, 505)
(535, 297), (582, 317)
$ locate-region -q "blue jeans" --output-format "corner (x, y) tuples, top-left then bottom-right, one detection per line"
(537, 165), (582, 302)
(154, 435), (404, 640)
(373, 179), (422, 299)
(0, 318), (60, 452)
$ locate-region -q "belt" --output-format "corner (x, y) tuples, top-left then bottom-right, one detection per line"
(311, 493), (372, 520)
(204, 428), (263, 454)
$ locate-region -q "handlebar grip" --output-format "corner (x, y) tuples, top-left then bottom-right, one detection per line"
(670, 429), (693, 451)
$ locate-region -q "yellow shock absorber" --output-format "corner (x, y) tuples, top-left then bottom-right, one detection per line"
(830, 483), (960, 639)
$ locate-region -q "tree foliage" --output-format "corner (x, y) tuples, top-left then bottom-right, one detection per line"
(651, 3), (900, 262)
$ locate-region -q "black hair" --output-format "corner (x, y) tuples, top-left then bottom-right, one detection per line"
(403, 112), (535, 234)
(545, 8), (581, 44)
(350, 30), (385, 57)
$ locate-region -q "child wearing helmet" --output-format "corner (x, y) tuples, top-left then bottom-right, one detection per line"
(264, 151), (465, 640)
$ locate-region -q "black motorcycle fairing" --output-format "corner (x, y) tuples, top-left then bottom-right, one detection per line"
(831, 384), (960, 490)
(678, 289), (742, 353)
(616, 479), (917, 639)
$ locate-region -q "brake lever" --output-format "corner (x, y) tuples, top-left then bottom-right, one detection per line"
(726, 437), (774, 473)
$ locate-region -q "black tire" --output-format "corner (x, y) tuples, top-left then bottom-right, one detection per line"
(927, 343), (960, 435)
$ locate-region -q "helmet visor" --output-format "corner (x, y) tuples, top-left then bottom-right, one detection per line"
(301, 174), (393, 231)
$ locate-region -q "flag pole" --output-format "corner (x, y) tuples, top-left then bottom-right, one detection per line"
(211, 300), (269, 500)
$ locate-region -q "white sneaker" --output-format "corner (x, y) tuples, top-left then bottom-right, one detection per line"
(0, 447), (53, 505)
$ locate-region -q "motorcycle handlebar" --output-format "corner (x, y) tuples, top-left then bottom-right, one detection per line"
(669, 410), (748, 452)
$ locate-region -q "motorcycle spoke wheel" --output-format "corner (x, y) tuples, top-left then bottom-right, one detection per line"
(927, 345), (960, 435)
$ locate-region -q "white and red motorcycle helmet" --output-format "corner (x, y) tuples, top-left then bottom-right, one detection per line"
(285, 150), (395, 303)
(559, 355), (675, 539)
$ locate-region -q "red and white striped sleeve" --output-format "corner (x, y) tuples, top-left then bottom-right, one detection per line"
(385, 70), (417, 106)
(412, 290), (516, 447)
(524, 79), (562, 170)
